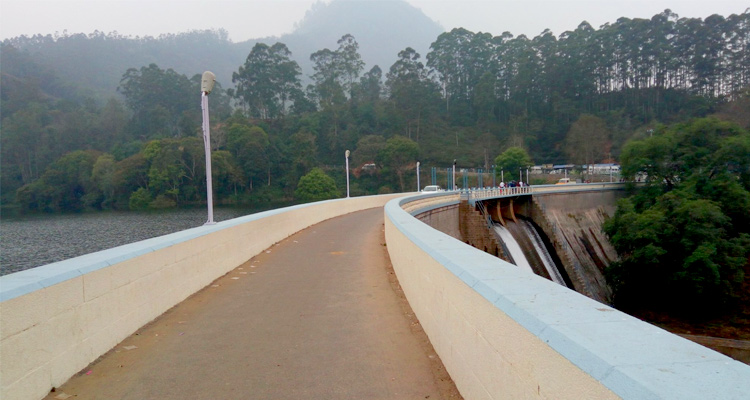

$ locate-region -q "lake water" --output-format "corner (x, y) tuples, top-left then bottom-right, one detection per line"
(0, 207), (277, 276)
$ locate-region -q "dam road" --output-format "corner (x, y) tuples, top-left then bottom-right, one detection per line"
(42, 207), (460, 400)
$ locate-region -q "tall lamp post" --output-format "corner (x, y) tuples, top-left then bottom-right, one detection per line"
(416, 161), (421, 192)
(201, 71), (216, 225)
(452, 159), (456, 191)
(345, 150), (350, 198)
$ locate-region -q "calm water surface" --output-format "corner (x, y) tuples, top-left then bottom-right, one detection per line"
(0, 207), (272, 276)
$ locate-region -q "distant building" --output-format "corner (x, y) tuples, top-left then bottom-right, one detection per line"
(584, 163), (620, 174)
(551, 164), (575, 174)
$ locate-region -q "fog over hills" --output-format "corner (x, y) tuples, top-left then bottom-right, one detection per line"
(2, 0), (444, 99)
(265, 0), (444, 78)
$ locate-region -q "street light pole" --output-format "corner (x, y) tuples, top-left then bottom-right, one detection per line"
(201, 71), (216, 225)
(452, 159), (456, 191)
(345, 150), (350, 198)
(416, 161), (420, 192)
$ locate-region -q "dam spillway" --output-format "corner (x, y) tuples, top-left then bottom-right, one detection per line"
(493, 222), (534, 273)
(493, 219), (570, 287)
(450, 187), (625, 304)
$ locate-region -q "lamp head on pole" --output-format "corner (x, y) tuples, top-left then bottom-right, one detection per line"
(345, 150), (350, 158)
(201, 71), (216, 95)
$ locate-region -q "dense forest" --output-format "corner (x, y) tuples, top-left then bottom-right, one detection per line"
(606, 117), (750, 318)
(1, 9), (749, 213)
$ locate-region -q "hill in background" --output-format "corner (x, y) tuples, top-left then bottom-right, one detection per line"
(273, 0), (443, 78)
(1, 0), (444, 101)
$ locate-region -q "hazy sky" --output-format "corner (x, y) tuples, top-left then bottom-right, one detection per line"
(1, 0), (748, 42)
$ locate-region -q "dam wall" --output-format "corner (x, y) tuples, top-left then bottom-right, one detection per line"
(0, 193), (407, 400)
(523, 189), (625, 303)
(423, 186), (624, 304)
(405, 192), (462, 241)
(387, 192), (750, 399)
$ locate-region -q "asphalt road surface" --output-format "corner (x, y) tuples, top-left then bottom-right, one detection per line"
(45, 207), (461, 400)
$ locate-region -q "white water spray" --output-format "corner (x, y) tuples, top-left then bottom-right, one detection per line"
(520, 220), (566, 285)
(493, 224), (534, 273)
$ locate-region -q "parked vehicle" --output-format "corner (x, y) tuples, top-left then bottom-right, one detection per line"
(556, 178), (573, 185)
(422, 185), (442, 192)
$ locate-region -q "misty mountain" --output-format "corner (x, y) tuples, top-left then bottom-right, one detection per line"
(1, 0), (444, 101)
(267, 0), (443, 78)
(3, 30), (247, 101)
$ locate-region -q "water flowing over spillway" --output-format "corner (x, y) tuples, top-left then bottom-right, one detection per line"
(493, 224), (534, 273)
(519, 219), (566, 285)
(493, 220), (568, 287)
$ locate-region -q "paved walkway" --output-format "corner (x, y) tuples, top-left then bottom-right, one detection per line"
(45, 208), (460, 400)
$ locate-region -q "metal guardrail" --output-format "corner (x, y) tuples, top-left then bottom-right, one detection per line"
(459, 182), (628, 202)
(460, 186), (532, 201)
(474, 199), (494, 229)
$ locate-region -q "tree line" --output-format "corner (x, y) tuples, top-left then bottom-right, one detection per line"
(605, 117), (750, 315)
(2, 9), (749, 213)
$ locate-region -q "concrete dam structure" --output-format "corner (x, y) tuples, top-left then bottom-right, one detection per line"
(4, 187), (750, 399)
(416, 186), (625, 304)
(390, 189), (750, 398)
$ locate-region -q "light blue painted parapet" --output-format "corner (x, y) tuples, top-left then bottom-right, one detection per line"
(384, 191), (750, 399)
(0, 205), (292, 303)
(0, 193), (408, 400)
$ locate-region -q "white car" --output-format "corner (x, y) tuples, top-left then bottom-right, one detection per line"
(422, 185), (441, 192)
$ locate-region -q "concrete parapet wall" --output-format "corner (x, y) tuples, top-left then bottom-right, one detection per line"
(401, 192), (459, 215)
(415, 204), (461, 240)
(405, 192), (461, 240)
(385, 193), (750, 399)
(0, 193), (408, 400)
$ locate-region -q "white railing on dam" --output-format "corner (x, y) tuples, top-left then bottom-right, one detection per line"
(0, 193), (408, 400)
(384, 191), (750, 399)
(461, 181), (627, 201)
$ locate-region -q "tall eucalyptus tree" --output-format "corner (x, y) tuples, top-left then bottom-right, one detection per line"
(309, 34), (366, 159)
(231, 42), (303, 120)
(386, 47), (440, 142)
(118, 64), (195, 138)
(427, 28), (494, 123)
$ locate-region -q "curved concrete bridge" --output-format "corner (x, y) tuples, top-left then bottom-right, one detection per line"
(2, 189), (750, 399)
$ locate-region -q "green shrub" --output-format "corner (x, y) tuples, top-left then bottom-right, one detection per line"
(295, 168), (339, 202)
(128, 188), (152, 210)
